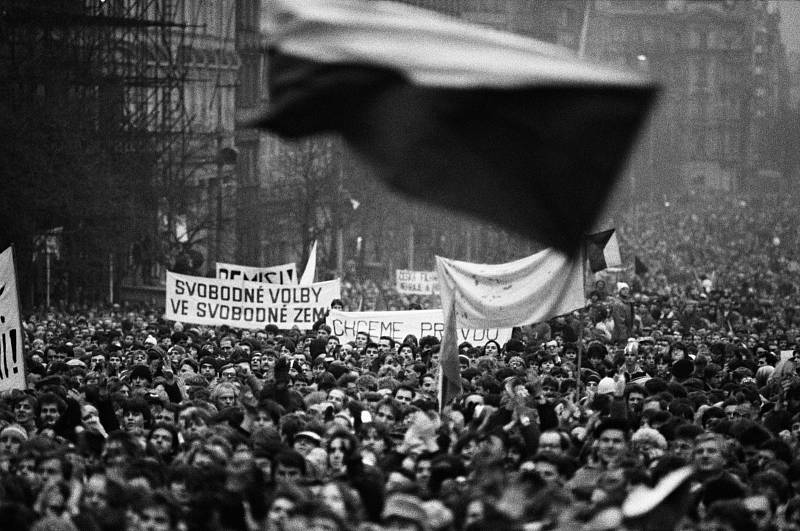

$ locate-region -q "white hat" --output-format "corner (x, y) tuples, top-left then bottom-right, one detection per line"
(144, 335), (158, 347)
(617, 282), (630, 293)
(597, 376), (616, 395)
(294, 430), (322, 444)
(66, 359), (86, 368)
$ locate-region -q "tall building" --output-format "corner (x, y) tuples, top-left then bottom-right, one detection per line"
(0, 0), (238, 304)
(586, 0), (789, 194)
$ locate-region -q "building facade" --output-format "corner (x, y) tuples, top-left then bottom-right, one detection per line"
(586, 0), (788, 194)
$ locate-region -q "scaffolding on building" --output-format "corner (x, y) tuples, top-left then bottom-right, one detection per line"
(0, 0), (215, 305)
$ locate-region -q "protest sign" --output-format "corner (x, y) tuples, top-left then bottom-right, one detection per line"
(216, 261), (298, 285)
(0, 247), (26, 391)
(327, 309), (511, 346)
(395, 269), (439, 296)
(166, 271), (340, 329)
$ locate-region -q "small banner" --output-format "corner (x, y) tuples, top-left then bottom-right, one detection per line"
(0, 247), (26, 391)
(166, 271), (340, 329)
(395, 269), (439, 296)
(216, 261), (298, 285)
(327, 308), (511, 346)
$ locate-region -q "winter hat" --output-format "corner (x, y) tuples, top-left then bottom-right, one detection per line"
(0, 424), (28, 442)
(617, 282), (630, 293)
(144, 335), (158, 347)
(631, 427), (667, 450)
(382, 494), (428, 529)
(598, 377), (617, 395)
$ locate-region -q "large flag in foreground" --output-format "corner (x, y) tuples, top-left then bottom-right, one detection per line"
(0, 247), (26, 391)
(254, 0), (657, 256)
(436, 250), (585, 406)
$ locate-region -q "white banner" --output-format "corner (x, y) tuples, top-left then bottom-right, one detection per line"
(395, 269), (439, 295)
(216, 261), (298, 285)
(0, 247), (26, 391)
(166, 271), (340, 329)
(328, 309), (511, 346)
(436, 249), (585, 329)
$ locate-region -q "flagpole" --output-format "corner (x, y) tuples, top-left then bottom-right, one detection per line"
(575, 239), (587, 402)
(578, 0), (592, 59)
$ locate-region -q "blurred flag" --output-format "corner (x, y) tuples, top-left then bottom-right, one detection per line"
(635, 255), (649, 276)
(254, 0), (657, 256)
(586, 229), (622, 273)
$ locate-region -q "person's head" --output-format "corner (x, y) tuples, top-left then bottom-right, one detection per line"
(743, 494), (774, 531)
(267, 487), (302, 529)
(393, 386), (414, 406)
(327, 388), (347, 411)
(293, 431), (322, 457)
(121, 398), (153, 435)
(530, 452), (575, 487)
(36, 451), (69, 485)
(355, 332), (369, 350)
(483, 341), (500, 357)
(211, 381), (239, 410)
(593, 418), (629, 466)
(703, 499), (756, 531)
(375, 399), (401, 428)
(537, 430), (570, 456)
(177, 406), (211, 441)
(625, 384), (647, 414)
(36, 392), (66, 429)
(134, 490), (181, 531)
(419, 374), (436, 395)
(147, 422), (180, 460)
(272, 450), (306, 483)
(694, 433), (727, 474)
(81, 472), (110, 514)
(13, 394), (37, 425)
(327, 430), (358, 472)
(0, 424), (28, 456)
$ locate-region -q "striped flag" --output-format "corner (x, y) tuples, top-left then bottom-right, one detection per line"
(586, 229), (622, 273)
(254, 0), (657, 257)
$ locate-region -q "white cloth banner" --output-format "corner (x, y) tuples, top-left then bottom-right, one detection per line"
(0, 247), (26, 391)
(328, 309), (511, 346)
(395, 269), (439, 295)
(436, 249), (585, 329)
(216, 261), (298, 285)
(166, 271), (340, 329)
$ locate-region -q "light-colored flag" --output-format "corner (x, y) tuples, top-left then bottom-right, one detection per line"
(0, 246), (26, 391)
(435, 249), (585, 407)
(299, 240), (318, 285)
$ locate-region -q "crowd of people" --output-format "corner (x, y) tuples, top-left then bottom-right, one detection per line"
(2, 192), (800, 531)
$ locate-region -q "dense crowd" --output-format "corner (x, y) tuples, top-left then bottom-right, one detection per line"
(3, 193), (800, 531)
